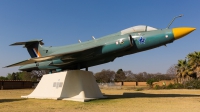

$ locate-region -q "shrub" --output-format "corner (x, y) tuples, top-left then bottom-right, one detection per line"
(154, 83), (184, 89)
(174, 83), (184, 89)
(166, 83), (174, 89)
(166, 83), (184, 89)
(135, 88), (143, 91)
(146, 78), (156, 88)
(185, 80), (200, 89)
(154, 85), (161, 90)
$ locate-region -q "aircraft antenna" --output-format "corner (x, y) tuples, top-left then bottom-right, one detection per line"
(78, 40), (81, 43)
(167, 14), (183, 29)
(92, 36), (95, 40)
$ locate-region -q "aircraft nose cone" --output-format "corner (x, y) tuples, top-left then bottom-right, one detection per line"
(173, 27), (196, 40)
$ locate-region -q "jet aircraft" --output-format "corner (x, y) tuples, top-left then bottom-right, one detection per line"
(5, 15), (196, 72)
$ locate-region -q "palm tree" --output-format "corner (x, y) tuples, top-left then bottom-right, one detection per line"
(187, 51), (200, 79)
(176, 59), (193, 83)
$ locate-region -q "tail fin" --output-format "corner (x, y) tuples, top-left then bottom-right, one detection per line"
(10, 39), (45, 58)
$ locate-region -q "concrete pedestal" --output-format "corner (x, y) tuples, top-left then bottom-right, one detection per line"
(21, 70), (105, 102)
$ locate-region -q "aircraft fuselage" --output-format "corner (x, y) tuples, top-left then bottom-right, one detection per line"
(5, 25), (195, 72)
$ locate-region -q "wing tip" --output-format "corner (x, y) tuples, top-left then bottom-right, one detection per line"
(3, 65), (12, 68)
(3, 65), (13, 68)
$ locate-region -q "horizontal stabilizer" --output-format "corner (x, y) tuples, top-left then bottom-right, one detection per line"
(4, 55), (56, 68)
(10, 39), (44, 46)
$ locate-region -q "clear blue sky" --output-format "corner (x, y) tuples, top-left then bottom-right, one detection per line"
(0, 0), (199, 76)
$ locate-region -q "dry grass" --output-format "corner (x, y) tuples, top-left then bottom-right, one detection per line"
(0, 88), (200, 112)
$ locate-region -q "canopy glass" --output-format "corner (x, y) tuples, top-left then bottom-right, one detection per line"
(121, 25), (158, 35)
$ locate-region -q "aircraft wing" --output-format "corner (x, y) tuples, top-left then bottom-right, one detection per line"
(4, 45), (103, 68)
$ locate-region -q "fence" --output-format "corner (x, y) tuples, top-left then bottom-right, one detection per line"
(0, 80), (33, 90)
(0, 80), (175, 90)
(97, 82), (147, 89)
(98, 80), (175, 88)
(98, 82), (122, 89)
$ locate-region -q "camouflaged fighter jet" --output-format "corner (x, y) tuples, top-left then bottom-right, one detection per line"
(4, 15), (196, 72)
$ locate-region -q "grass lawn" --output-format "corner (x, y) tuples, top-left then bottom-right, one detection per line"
(0, 88), (200, 112)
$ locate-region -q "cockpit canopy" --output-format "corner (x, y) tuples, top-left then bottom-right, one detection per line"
(121, 25), (158, 35)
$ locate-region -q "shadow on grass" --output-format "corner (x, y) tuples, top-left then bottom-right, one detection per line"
(0, 99), (27, 103)
(104, 92), (200, 99)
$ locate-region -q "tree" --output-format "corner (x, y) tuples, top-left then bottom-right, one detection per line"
(187, 51), (200, 79)
(0, 76), (8, 80)
(19, 72), (32, 80)
(135, 72), (146, 82)
(176, 59), (193, 83)
(124, 70), (135, 81)
(166, 64), (177, 79)
(115, 69), (126, 81)
(174, 51), (200, 82)
(7, 73), (12, 80)
(94, 69), (115, 83)
(166, 64), (177, 75)
(10, 72), (17, 80)
(154, 74), (171, 81)
(31, 70), (48, 81)
(5, 70), (48, 81)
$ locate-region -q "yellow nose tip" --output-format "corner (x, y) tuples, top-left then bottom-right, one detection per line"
(173, 27), (196, 40)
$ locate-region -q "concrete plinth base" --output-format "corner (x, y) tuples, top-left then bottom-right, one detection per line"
(21, 70), (105, 102)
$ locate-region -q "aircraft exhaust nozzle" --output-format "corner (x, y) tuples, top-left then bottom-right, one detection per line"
(173, 27), (196, 40)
